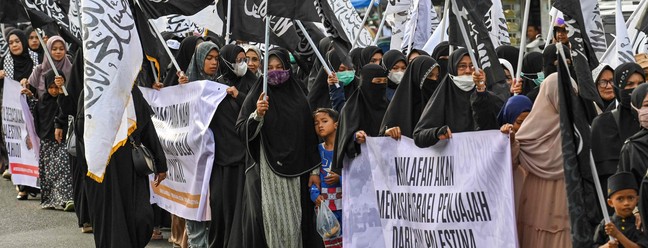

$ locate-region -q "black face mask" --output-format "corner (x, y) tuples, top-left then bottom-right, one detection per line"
(620, 88), (634, 108)
(421, 78), (439, 102)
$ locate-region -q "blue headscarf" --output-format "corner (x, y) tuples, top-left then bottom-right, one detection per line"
(497, 95), (533, 125)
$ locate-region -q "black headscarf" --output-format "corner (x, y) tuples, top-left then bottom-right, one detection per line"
(307, 49), (358, 112)
(521, 52), (543, 99)
(614, 62), (645, 107)
(382, 50), (407, 89)
(495, 45), (520, 76)
(333, 64), (388, 171)
(431, 41), (449, 83)
(543, 44), (561, 76)
(380, 56), (438, 138)
(2, 30), (35, 81)
(619, 83), (648, 193)
(36, 69), (63, 139)
(23, 26), (44, 63)
(163, 36), (203, 86)
(218, 44), (257, 90)
(237, 48), (320, 177)
(408, 49), (430, 61)
(413, 48), (502, 148)
(349, 47), (363, 74)
(360, 46), (383, 67)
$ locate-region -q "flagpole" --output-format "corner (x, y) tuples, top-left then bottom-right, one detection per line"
(147, 19), (181, 72)
(544, 9), (558, 50)
(406, 2), (419, 55)
(35, 28), (68, 96)
(515, 0), (531, 82)
(372, 13), (388, 46)
(225, 0), (232, 44)
(351, 0), (376, 48)
(296, 21), (333, 75)
(450, 0), (480, 71)
(263, 3), (270, 94)
(440, 0), (450, 43)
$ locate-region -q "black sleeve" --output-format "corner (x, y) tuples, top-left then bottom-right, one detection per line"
(141, 120), (167, 173)
(413, 126), (441, 148)
(471, 90), (504, 130)
(592, 221), (607, 247)
(54, 107), (67, 131)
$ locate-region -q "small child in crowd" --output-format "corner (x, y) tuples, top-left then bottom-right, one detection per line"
(594, 172), (648, 248)
(312, 108), (343, 246)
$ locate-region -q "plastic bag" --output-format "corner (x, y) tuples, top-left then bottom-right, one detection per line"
(316, 204), (341, 240)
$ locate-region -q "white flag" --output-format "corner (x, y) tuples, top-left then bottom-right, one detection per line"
(326, 0), (372, 47)
(614, 0), (635, 67)
(388, 11), (409, 50)
(385, 0), (411, 15)
(581, 0), (608, 60)
(599, 0), (647, 67)
(487, 0), (510, 46)
(151, 3), (224, 37)
(401, 0), (440, 52)
(82, 0), (143, 182)
(422, 9), (449, 54)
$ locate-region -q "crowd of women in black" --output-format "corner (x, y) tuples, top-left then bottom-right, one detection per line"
(3, 17), (648, 248)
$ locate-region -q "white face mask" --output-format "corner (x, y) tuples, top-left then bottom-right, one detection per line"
(449, 75), (475, 92)
(234, 61), (248, 77)
(388, 71), (405, 84)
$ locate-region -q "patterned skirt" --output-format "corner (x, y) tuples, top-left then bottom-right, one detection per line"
(39, 139), (73, 209)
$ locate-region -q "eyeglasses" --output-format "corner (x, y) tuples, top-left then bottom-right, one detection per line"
(597, 80), (613, 87)
(457, 63), (473, 71)
(235, 58), (248, 63)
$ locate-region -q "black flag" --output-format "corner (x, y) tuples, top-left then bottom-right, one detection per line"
(266, 0), (320, 22)
(554, 0), (603, 107)
(137, 0), (213, 18)
(133, 2), (172, 83)
(556, 44), (602, 248)
(225, 0), (301, 50)
(21, 0), (82, 46)
(449, 0), (507, 97)
(0, 0), (29, 23)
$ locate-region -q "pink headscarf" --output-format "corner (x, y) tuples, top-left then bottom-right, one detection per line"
(29, 36), (72, 98)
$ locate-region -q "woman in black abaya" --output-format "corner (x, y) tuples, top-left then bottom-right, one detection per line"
(380, 56), (439, 139)
(235, 48), (320, 248)
(332, 64), (389, 172)
(208, 44), (257, 248)
(413, 48), (503, 148)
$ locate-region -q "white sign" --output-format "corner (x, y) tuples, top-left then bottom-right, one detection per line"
(343, 131), (517, 248)
(2, 78), (41, 188)
(141, 80), (227, 221)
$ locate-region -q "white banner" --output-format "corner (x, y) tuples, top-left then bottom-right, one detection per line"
(141, 81), (227, 221)
(342, 131), (517, 248)
(2, 78), (41, 188)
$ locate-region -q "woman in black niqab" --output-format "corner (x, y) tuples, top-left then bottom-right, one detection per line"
(380, 56), (439, 138)
(332, 64), (389, 172)
(592, 62), (645, 196)
(431, 41), (450, 83)
(413, 48), (503, 148)
(234, 48), (320, 248)
(520, 52), (544, 101)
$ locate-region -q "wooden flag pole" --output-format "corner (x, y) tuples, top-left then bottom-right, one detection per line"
(296, 21), (333, 75)
(372, 13), (388, 46)
(450, 0), (480, 71)
(35, 28), (68, 96)
(514, 0), (531, 96)
(351, 0), (376, 48)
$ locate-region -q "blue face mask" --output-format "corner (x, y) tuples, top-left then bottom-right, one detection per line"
(337, 70), (356, 86)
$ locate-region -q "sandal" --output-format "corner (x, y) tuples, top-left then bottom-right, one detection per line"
(16, 192), (27, 200)
(151, 228), (163, 240)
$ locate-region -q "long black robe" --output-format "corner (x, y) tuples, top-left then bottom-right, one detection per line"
(80, 86), (168, 248)
(413, 48), (503, 148)
(208, 44), (257, 248)
(332, 64), (389, 172)
(231, 49), (320, 248)
(380, 56), (438, 138)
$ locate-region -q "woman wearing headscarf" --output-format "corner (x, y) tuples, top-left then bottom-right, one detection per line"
(26, 69), (73, 210)
(207, 44), (257, 248)
(307, 49), (358, 113)
(498, 95), (533, 213)
(407, 48), (429, 62)
(244, 45), (262, 77)
(380, 56), (439, 139)
(332, 64), (389, 173)
(510, 73), (571, 247)
(495, 45), (520, 76)
(307, 37), (334, 91)
(80, 84), (167, 247)
(349, 47), (364, 77)
(235, 48), (320, 248)
(382, 50), (407, 101)
(542, 44), (571, 77)
(28, 36), (72, 98)
(412, 48), (503, 148)
(360, 46), (383, 66)
(591, 63), (616, 114)
(517, 52), (544, 102)
(1, 29), (40, 199)
(431, 41), (450, 82)
(24, 26), (44, 63)
(591, 62), (645, 202)
(163, 36), (203, 87)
